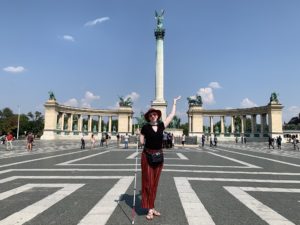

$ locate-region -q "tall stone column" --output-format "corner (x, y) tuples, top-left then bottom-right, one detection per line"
(188, 116), (192, 133)
(61, 113), (65, 131)
(260, 114), (266, 137)
(210, 116), (214, 134)
(98, 116), (102, 133)
(88, 115), (92, 133)
(108, 116), (112, 133)
(240, 115), (244, 135)
(251, 114), (257, 137)
(151, 10), (167, 121)
(220, 116), (225, 137)
(231, 116), (235, 137)
(68, 114), (73, 132)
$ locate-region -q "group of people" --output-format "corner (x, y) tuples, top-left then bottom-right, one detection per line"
(0, 132), (34, 151)
(80, 132), (111, 149)
(268, 136), (282, 149)
(199, 134), (218, 147)
(163, 132), (174, 148)
(235, 136), (247, 144)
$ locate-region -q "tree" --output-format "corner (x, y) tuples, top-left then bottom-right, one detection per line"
(26, 111), (44, 137)
(179, 123), (189, 135)
(0, 107), (17, 134)
(2, 107), (14, 118)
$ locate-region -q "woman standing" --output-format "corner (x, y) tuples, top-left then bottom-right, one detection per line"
(140, 96), (181, 220)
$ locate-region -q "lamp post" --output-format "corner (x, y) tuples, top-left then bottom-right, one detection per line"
(17, 105), (20, 139)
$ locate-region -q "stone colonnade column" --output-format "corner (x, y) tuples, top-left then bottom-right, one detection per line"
(98, 116), (102, 133)
(220, 116), (225, 137)
(231, 116), (235, 136)
(188, 116), (192, 133)
(88, 115), (92, 133)
(260, 114), (266, 137)
(61, 113), (65, 131)
(251, 114), (257, 137)
(68, 114), (73, 132)
(210, 116), (214, 134)
(79, 115), (83, 132)
(109, 116), (112, 133)
(240, 115), (244, 136)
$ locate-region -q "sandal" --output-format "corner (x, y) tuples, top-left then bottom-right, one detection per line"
(146, 209), (154, 220)
(152, 209), (161, 216)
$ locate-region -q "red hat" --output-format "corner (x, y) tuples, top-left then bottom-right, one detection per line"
(144, 108), (162, 122)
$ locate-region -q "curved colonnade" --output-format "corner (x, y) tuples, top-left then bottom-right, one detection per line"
(41, 100), (133, 140)
(187, 101), (283, 140)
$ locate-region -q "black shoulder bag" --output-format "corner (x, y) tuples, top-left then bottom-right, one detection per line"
(145, 150), (164, 167)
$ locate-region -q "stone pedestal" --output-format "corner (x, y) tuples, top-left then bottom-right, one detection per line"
(268, 101), (284, 138)
(118, 106), (133, 134)
(187, 106), (204, 137)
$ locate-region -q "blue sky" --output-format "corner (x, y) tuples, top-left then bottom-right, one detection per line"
(1, 0), (300, 123)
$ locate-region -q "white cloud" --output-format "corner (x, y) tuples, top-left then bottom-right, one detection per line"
(125, 92), (140, 102)
(240, 98), (258, 108)
(64, 98), (79, 107)
(3, 66), (25, 73)
(84, 17), (110, 27)
(197, 87), (215, 104)
(80, 91), (100, 108)
(114, 92), (140, 108)
(194, 81), (221, 105)
(208, 82), (221, 89)
(63, 35), (75, 42)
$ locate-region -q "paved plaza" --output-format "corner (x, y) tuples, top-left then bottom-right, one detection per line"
(0, 140), (300, 225)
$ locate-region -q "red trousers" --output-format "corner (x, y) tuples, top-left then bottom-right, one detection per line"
(141, 150), (163, 209)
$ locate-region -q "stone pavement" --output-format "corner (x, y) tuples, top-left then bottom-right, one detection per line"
(1, 140), (300, 224)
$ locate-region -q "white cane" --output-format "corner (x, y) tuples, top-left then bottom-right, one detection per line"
(131, 132), (139, 224)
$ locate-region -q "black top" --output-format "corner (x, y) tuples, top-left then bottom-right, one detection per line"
(141, 122), (165, 150)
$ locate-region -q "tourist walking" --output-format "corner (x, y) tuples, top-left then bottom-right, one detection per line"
(105, 133), (109, 147)
(209, 135), (213, 147)
(116, 133), (120, 147)
(80, 136), (85, 149)
(5, 132), (14, 150)
(268, 136), (274, 149)
(181, 134), (186, 146)
(214, 135), (218, 147)
(91, 134), (96, 149)
(277, 136), (282, 149)
(139, 96), (181, 220)
(201, 134), (205, 147)
(293, 137), (299, 150)
(124, 133), (129, 149)
(26, 132), (34, 151)
(100, 133), (105, 147)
